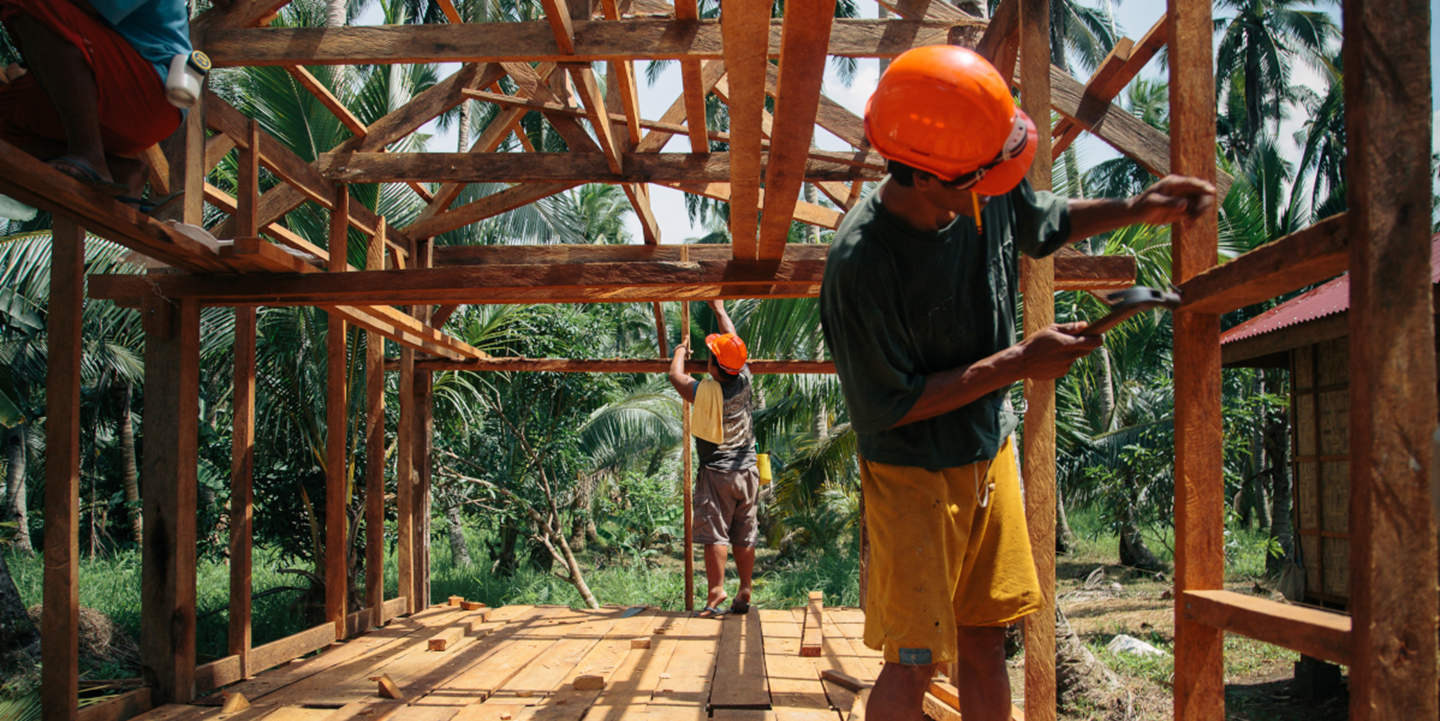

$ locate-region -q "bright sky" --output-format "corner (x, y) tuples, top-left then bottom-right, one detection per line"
(371, 2), (1436, 243)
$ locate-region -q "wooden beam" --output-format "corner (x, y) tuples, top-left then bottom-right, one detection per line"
(1342, 0), (1438, 716)
(202, 19), (962, 66)
(1168, 0), (1223, 718)
(403, 182), (580, 241)
(756, 0), (837, 259)
(317, 151), (879, 184)
(540, 0), (577, 54)
(658, 180), (843, 230)
(228, 307), (257, 678)
(246, 623), (336, 674)
(237, 121), (261, 240)
(41, 219), (83, 721)
(1181, 590), (1350, 666)
(635, 60), (726, 154)
(75, 688), (151, 721)
(1177, 213), (1347, 315)
(191, 0), (293, 38)
(651, 302), (669, 357)
(140, 296), (201, 704)
(673, 0), (711, 154)
(325, 188), (349, 638)
(722, 0), (776, 258)
(681, 299), (693, 611)
(1051, 14), (1167, 156)
(600, 0), (643, 144)
(287, 66), (368, 138)
(570, 65), (625, 173)
(396, 329), (416, 615)
(973, 0), (1017, 63)
(364, 224), (386, 630)
(410, 357), (836, 373)
(1018, 1), (1056, 719)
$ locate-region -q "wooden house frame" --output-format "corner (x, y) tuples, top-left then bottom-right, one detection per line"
(7, 0), (1432, 720)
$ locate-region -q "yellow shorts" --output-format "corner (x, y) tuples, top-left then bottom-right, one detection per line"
(860, 437), (1041, 666)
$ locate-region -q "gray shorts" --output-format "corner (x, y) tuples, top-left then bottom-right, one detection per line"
(693, 466), (760, 547)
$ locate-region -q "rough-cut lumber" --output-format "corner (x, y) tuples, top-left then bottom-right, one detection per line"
(636, 59), (726, 154)
(656, 181), (844, 230)
(672, 0), (710, 154)
(1052, 14), (1167, 155)
(821, 669), (865, 693)
(195, 655), (242, 694)
(325, 189), (350, 639)
(364, 231), (386, 631)
(721, 0), (772, 258)
(316, 152), (879, 184)
(220, 692), (250, 714)
(203, 19), (965, 66)
(248, 623), (337, 674)
(429, 628), (464, 652)
(540, 0), (577, 53)
(1181, 590), (1351, 666)
(800, 592), (824, 657)
(1168, 1), (1225, 719)
(397, 338), (416, 616)
(230, 306), (257, 677)
(410, 358), (835, 374)
(572, 675), (606, 691)
(76, 688), (152, 721)
(288, 66), (368, 138)
(140, 295), (201, 705)
(1342, 0), (1438, 717)
(377, 675), (402, 700)
(42, 219), (84, 721)
(383, 597), (409, 623)
(1177, 213), (1347, 315)
(757, 0), (836, 259)
(404, 182), (580, 240)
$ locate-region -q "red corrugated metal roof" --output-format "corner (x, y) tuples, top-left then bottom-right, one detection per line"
(1219, 234), (1440, 345)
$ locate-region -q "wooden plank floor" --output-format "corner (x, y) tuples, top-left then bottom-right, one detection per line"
(133, 605), (886, 721)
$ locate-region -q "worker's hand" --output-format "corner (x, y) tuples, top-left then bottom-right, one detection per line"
(673, 344), (691, 360)
(1015, 322), (1103, 380)
(0, 64), (25, 84)
(1130, 175), (1217, 225)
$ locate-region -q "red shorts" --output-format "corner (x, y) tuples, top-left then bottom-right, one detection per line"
(0, 0), (181, 156)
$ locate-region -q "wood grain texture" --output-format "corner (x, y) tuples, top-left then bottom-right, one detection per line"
(397, 339), (416, 616)
(1341, 0), (1438, 717)
(1168, 1), (1224, 719)
(1181, 590), (1350, 666)
(326, 188), (351, 637)
(42, 219), (83, 721)
(1051, 14), (1167, 156)
(1018, 1), (1056, 718)
(756, 0), (836, 259)
(248, 623), (338, 674)
(365, 229), (386, 630)
(287, 66), (368, 138)
(140, 296), (201, 704)
(75, 689), (152, 721)
(672, 0), (711, 155)
(203, 19), (957, 66)
(720, 0), (771, 258)
(681, 301), (694, 611)
(405, 182), (579, 241)
(230, 307), (258, 676)
(410, 358), (836, 374)
(1177, 213), (1347, 315)
(317, 152), (880, 184)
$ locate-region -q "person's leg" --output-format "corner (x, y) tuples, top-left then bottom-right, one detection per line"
(954, 625), (1012, 721)
(5, 14), (110, 181)
(866, 663), (936, 721)
(733, 544), (755, 604)
(702, 543), (729, 611)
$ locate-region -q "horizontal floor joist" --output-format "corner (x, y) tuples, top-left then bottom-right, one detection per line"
(88, 245), (1134, 307)
(401, 357), (837, 373)
(316, 152), (883, 184)
(202, 19), (966, 66)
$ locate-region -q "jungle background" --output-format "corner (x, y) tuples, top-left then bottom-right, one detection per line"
(0, 0), (1434, 719)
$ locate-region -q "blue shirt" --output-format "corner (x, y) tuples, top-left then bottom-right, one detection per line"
(90, 0), (192, 84)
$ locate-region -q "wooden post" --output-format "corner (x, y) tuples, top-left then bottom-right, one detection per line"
(326, 187), (350, 637)
(1018, 1), (1056, 718)
(140, 295), (201, 705)
(413, 240), (434, 609)
(229, 307), (256, 676)
(229, 119), (260, 675)
(681, 299), (694, 612)
(1342, 0), (1438, 718)
(365, 222), (386, 629)
(397, 323), (415, 614)
(41, 218), (83, 721)
(1168, 0), (1223, 719)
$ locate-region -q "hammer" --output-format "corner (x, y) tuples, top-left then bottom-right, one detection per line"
(1076, 286), (1182, 337)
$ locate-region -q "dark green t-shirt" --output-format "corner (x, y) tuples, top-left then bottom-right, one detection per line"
(819, 179), (1071, 470)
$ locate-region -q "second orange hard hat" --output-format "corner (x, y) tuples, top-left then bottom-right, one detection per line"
(864, 45), (1037, 196)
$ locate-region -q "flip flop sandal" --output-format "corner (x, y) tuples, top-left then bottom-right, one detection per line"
(728, 599), (751, 615)
(116, 191), (184, 216)
(47, 157), (129, 196)
(695, 606), (726, 619)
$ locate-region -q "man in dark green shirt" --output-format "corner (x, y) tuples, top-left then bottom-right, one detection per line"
(820, 46), (1215, 721)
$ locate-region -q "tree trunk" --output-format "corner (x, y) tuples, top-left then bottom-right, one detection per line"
(4, 424), (32, 555)
(325, 0), (346, 28)
(494, 519), (519, 576)
(1118, 502), (1162, 572)
(446, 505), (471, 567)
(1095, 346), (1116, 432)
(1054, 606), (1131, 716)
(803, 181), (819, 244)
(1056, 479), (1076, 555)
(569, 475), (593, 552)
(458, 99), (472, 153)
(118, 382), (141, 545)
(1265, 387), (1294, 575)
(0, 549), (38, 678)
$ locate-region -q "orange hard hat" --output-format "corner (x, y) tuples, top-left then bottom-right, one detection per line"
(704, 333), (748, 374)
(864, 45), (1037, 196)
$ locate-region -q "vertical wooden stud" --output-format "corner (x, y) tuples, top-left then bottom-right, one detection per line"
(1168, 0), (1223, 719)
(140, 295), (201, 705)
(1018, 1), (1056, 718)
(1342, 0), (1438, 718)
(397, 328), (415, 614)
(365, 223), (386, 628)
(183, 94), (205, 226)
(326, 188), (350, 637)
(681, 299), (694, 612)
(236, 121), (260, 239)
(228, 307), (256, 676)
(41, 219), (83, 721)
(413, 240), (434, 609)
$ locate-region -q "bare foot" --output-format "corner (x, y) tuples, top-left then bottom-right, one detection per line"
(49, 156), (127, 195)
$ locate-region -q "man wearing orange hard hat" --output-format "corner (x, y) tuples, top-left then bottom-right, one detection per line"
(820, 45), (1215, 721)
(668, 300), (760, 619)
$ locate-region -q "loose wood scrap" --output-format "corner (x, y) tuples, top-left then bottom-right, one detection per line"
(430, 628), (465, 652)
(800, 592), (824, 657)
(757, 610), (832, 721)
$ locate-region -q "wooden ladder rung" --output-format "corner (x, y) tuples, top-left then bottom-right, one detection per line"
(1177, 213), (1348, 315)
(1181, 589), (1351, 666)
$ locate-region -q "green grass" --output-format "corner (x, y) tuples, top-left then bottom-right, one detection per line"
(1065, 505), (1283, 583)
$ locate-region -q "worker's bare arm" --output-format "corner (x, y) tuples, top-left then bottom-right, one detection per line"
(891, 322), (1102, 429)
(668, 345), (697, 403)
(708, 300), (738, 337)
(1067, 175), (1217, 242)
